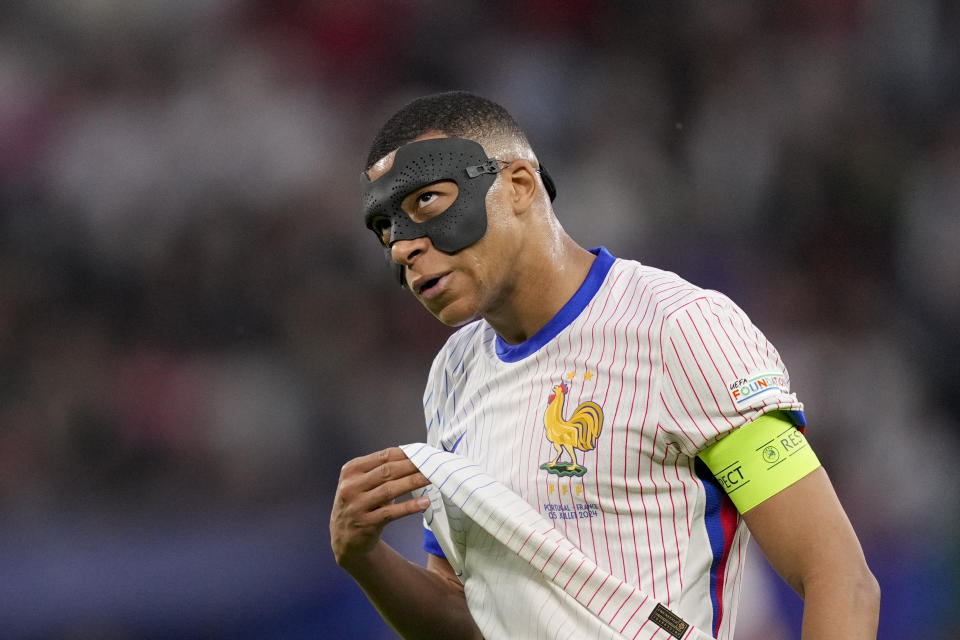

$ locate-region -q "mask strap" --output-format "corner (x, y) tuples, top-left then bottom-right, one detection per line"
(466, 159), (558, 202)
(538, 165), (557, 202)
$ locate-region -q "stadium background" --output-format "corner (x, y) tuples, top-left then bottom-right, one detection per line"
(1, 1), (957, 638)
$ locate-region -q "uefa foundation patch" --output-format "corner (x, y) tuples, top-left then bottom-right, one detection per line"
(727, 372), (787, 406)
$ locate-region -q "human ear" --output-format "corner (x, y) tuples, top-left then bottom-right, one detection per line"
(506, 160), (537, 213)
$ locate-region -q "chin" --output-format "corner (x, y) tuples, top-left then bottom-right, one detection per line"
(431, 300), (480, 328)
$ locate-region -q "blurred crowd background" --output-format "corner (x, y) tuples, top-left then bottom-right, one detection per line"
(1, 1), (958, 638)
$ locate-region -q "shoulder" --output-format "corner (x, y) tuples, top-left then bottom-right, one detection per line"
(428, 319), (491, 380)
(606, 256), (734, 323)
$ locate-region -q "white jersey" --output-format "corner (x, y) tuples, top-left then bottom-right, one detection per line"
(404, 442), (717, 640)
(420, 247), (805, 639)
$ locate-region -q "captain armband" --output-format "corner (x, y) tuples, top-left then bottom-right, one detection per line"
(698, 411), (821, 513)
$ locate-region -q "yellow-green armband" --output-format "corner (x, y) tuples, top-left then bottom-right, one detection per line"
(697, 411), (821, 513)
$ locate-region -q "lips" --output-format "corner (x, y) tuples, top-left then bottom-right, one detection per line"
(411, 272), (450, 299)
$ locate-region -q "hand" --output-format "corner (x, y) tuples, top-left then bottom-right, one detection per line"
(330, 447), (432, 571)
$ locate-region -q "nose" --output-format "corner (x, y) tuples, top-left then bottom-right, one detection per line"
(390, 235), (431, 267)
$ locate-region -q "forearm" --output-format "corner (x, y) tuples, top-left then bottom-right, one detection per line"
(342, 540), (482, 640)
(799, 570), (880, 640)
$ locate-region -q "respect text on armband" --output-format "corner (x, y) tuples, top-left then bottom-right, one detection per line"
(713, 426), (811, 499)
(757, 425), (809, 468)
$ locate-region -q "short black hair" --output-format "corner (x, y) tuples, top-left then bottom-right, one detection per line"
(365, 91), (528, 169)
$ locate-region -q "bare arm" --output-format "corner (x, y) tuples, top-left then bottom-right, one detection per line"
(330, 447), (483, 640)
(743, 466), (880, 639)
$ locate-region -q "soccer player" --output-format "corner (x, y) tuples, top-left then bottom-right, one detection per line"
(330, 91), (879, 639)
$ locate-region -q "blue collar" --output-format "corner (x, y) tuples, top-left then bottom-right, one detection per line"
(495, 247), (616, 363)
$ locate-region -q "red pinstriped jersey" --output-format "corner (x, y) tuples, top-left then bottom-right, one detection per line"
(421, 247), (805, 639)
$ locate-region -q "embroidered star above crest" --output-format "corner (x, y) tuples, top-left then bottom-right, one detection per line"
(566, 371), (576, 380)
(584, 371), (594, 380)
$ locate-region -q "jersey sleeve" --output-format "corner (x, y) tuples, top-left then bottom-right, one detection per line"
(659, 293), (805, 456)
(420, 348), (448, 558)
(422, 521), (445, 557)
(422, 349), (447, 450)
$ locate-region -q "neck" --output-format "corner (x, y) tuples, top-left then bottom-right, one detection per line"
(485, 234), (596, 345)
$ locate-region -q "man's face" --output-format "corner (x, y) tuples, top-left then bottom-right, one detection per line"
(364, 133), (522, 327)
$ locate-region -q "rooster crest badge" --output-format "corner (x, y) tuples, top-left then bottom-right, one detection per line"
(539, 382), (604, 477)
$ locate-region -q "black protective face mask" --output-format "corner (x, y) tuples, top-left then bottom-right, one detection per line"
(361, 137), (556, 285)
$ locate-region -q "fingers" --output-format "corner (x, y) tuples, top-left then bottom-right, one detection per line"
(330, 448), (432, 566)
(334, 447), (431, 524)
(343, 447), (414, 475)
(350, 471), (431, 516)
(340, 448), (430, 498)
(367, 493), (432, 526)
(363, 459), (429, 495)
